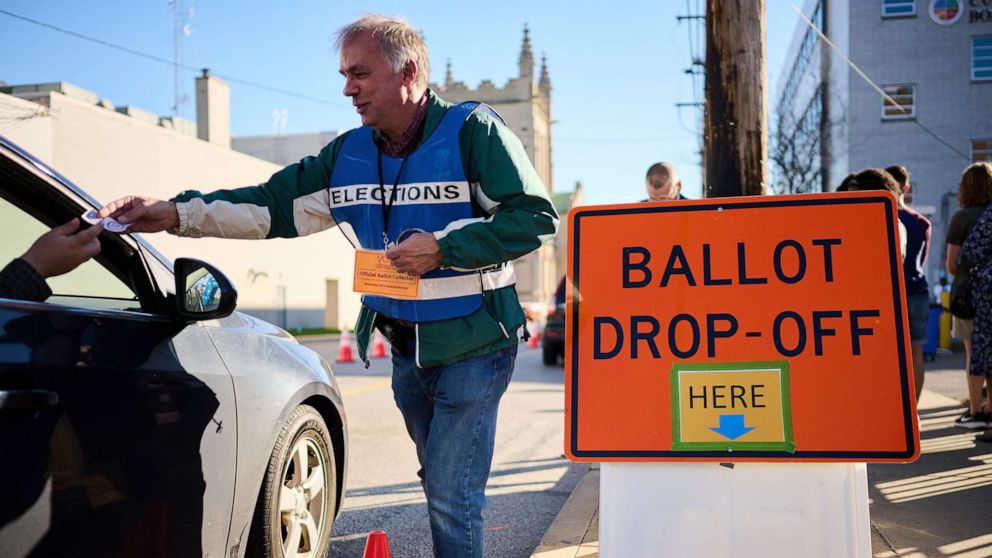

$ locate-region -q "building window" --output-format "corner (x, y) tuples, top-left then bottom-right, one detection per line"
(974, 139), (992, 162)
(881, 84), (915, 120)
(882, 0), (916, 17)
(973, 36), (992, 81)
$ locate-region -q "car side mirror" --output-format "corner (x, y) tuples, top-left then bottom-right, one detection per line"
(174, 258), (237, 321)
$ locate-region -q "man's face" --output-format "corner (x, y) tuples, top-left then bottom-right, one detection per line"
(646, 173), (678, 201)
(339, 32), (410, 137)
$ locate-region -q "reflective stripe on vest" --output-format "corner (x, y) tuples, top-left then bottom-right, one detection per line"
(328, 102), (513, 322)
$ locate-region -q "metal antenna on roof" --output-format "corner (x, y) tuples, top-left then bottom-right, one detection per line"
(170, 0), (193, 117)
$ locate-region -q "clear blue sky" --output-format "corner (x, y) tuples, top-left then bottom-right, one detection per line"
(0, 0), (802, 204)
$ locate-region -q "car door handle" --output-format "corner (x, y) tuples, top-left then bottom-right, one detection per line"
(0, 390), (60, 410)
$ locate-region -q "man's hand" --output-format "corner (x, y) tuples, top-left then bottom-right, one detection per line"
(22, 218), (104, 279)
(386, 232), (443, 276)
(98, 196), (179, 233)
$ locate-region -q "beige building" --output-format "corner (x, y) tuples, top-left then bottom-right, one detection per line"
(233, 130), (344, 167)
(432, 26), (568, 306)
(552, 182), (585, 282)
(0, 76), (359, 330)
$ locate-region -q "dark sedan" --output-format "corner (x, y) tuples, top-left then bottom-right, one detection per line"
(0, 137), (347, 558)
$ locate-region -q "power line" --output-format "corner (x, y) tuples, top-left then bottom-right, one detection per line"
(0, 8), (350, 110)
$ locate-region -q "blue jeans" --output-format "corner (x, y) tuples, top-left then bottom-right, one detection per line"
(391, 338), (517, 558)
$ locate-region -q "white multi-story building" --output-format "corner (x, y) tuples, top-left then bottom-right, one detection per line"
(776, 0), (992, 284)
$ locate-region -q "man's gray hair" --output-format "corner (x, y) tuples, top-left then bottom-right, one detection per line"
(335, 15), (430, 90)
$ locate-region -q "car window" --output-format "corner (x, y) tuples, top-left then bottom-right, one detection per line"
(0, 197), (139, 310)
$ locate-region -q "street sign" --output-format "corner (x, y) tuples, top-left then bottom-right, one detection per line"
(565, 193), (920, 462)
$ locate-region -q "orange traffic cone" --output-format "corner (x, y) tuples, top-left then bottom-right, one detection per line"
(336, 326), (355, 363)
(370, 329), (388, 359)
(362, 530), (392, 558)
(528, 328), (541, 349)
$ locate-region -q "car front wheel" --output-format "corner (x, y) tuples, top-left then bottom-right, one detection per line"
(248, 404), (336, 558)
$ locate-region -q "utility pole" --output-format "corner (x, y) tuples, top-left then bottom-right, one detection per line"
(704, 0), (768, 197)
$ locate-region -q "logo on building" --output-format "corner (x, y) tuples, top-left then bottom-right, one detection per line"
(930, 0), (964, 24)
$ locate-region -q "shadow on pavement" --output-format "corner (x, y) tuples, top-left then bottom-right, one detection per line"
(332, 457), (584, 558)
(868, 401), (992, 557)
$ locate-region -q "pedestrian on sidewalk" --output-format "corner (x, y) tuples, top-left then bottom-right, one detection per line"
(947, 162), (992, 428)
(846, 169), (908, 257)
(97, 14), (559, 557)
(961, 163), (992, 442)
(836, 172), (856, 192)
(886, 165), (932, 404)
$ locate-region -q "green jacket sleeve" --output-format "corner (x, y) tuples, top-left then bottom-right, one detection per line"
(435, 111), (559, 269)
(172, 134), (348, 239)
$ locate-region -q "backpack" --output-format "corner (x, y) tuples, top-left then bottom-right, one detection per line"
(950, 227), (978, 320)
(949, 268), (975, 320)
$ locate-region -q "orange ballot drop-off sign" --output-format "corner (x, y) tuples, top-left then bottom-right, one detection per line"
(565, 192), (920, 462)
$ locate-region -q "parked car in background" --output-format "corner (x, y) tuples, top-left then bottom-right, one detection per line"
(542, 276), (566, 365)
(0, 136), (347, 558)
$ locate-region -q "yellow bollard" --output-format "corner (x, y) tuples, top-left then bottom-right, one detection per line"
(940, 290), (952, 349)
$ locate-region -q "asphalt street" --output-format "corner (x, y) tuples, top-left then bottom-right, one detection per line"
(299, 336), (584, 558)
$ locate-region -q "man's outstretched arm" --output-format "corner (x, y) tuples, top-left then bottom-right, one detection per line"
(99, 137), (348, 239)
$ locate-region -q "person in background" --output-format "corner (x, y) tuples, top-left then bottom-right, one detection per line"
(962, 171), (992, 443)
(643, 162), (686, 201)
(949, 162), (992, 429)
(0, 218), (103, 302)
(884, 165), (931, 404)
(836, 173), (856, 192)
(846, 169), (908, 258)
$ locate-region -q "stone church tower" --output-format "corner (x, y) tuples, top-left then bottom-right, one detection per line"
(432, 26), (557, 306)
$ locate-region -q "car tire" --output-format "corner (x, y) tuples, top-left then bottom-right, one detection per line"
(247, 404), (336, 558)
(542, 346), (558, 365)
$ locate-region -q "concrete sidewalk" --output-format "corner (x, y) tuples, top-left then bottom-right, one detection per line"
(532, 351), (992, 558)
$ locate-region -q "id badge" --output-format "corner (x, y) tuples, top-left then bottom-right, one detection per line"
(353, 249), (419, 299)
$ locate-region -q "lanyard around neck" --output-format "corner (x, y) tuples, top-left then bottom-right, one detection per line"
(377, 148), (411, 248)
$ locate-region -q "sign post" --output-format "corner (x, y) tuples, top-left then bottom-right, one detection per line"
(566, 193), (918, 556)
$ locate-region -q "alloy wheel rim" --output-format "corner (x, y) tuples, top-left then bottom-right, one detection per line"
(278, 436), (327, 558)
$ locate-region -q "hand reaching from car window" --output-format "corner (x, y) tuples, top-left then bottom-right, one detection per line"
(22, 218), (104, 278)
(98, 196), (179, 233)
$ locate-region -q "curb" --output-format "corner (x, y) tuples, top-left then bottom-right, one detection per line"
(531, 465), (600, 558)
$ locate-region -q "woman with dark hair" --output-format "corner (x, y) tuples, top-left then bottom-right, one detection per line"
(957, 162), (992, 437)
(836, 173), (857, 192)
(850, 168), (930, 403)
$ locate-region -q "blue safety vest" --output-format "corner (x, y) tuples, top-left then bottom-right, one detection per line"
(328, 102), (516, 322)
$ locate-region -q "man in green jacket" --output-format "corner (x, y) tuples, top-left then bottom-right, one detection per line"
(99, 14), (558, 558)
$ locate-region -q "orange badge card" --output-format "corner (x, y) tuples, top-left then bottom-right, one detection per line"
(565, 192), (919, 463)
(353, 249), (419, 299)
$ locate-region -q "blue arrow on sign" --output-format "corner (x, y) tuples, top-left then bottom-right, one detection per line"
(709, 414), (756, 440)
